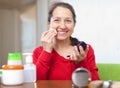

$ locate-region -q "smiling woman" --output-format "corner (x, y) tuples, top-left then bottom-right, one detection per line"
(32, 2), (100, 81)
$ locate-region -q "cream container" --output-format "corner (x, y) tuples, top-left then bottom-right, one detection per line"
(1, 65), (24, 85)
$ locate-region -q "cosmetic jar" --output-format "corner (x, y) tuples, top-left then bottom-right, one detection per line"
(1, 65), (24, 85)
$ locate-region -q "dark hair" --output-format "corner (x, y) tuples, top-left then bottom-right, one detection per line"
(48, 2), (76, 23)
(70, 37), (79, 46)
(48, 2), (79, 46)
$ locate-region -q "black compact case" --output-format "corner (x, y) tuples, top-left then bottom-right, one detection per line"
(77, 41), (87, 52)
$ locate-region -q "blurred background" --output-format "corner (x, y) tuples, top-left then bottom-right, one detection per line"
(0, 0), (120, 68)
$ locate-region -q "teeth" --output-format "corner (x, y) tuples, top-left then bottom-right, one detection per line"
(57, 31), (66, 34)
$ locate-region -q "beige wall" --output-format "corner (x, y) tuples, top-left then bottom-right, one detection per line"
(36, 0), (48, 46)
(0, 0), (50, 67)
(0, 9), (21, 68)
(0, 15), (2, 66)
(20, 5), (36, 53)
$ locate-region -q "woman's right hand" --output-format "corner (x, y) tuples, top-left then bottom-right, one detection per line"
(41, 28), (57, 53)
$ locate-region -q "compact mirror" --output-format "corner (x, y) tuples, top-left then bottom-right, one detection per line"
(72, 67), (91, 88)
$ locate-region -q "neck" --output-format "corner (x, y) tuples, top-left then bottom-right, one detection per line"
(53, 38), (73, 59)
(54, 38), (71, 49)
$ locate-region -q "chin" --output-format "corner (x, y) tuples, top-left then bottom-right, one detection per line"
(57, 38), (67, 41)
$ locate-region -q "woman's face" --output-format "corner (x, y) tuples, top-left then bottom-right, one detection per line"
(49, 6), (75, 40)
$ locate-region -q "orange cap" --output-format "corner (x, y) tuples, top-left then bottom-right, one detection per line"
(2, 65), (24, 70)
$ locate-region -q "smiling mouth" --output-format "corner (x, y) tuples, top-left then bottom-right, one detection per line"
(57, 31), (67, 35)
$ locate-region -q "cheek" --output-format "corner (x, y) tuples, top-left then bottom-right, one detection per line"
(70, 30), (74, 35)
(68, 24), (74, 32)
(49, 21), (58, 28)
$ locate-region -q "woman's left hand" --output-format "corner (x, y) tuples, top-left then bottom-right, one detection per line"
(70, 45), (89, 64)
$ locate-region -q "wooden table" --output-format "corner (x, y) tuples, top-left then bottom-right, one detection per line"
(36, 80), (73, 88)
(0, 80), (72, 88)
(1, 80), (120, 88)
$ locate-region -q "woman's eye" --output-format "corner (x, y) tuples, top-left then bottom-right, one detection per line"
(65, 20), (72, 23)
(54, 19), (60, 23)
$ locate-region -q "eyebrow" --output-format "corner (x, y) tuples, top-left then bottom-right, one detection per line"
(52, 17), (73, 20)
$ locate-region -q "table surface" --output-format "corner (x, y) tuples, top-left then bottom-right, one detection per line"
(1, 80), (120, 88)
(1, 80), (73, 88)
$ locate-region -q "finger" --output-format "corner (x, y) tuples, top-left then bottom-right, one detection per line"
(41, 31), (49, 41)
(70, 49), (78, 61)
(79, 45), (88, 58)
(41, 31), (48, 38)
(49, 27), (57, 34)
(79, 44), (89, 57)
(85, 44), (89, 53)
(42, 30), (57, 42)
(73, 46), (84, 60)
(47, 29), (57, 38)
(74, 46), (80, 55)
(70, 54), (76, 61)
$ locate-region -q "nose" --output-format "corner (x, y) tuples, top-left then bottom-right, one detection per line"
(59, 21), (66, 29)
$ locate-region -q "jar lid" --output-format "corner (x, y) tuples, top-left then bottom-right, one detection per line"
(8, 53), (22, 60)
(2, 65), (24, 70)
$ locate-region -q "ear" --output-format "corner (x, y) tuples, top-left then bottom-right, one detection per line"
(48, 20), (50, 25)
(48, 21), (50, 29)
(48, 21), (53, 29)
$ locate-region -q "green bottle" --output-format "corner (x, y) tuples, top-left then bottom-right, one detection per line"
(7, 52), (22, 65)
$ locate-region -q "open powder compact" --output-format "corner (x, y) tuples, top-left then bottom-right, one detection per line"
(72, 67), (91, 88)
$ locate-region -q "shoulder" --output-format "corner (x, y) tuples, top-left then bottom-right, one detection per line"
(33, 46), (43, 53)
(88, 44), (94, 50)
(87, 43), (95, 55)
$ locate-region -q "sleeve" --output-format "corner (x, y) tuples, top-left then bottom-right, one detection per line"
(86, 45), (100, 81)
(32, 46), (53, 80)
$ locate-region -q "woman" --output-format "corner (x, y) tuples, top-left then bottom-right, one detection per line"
(32, 2), (100, 81)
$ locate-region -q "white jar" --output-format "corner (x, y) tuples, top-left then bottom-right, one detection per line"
(1, 65), (24, 85)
